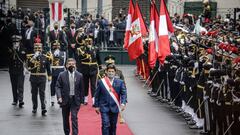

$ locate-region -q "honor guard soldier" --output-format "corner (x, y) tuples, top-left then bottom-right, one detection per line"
(8, 35), (26, 107)
(99, 55), (125, 82)
(26, 39), (52, 116)
(75, 27), (86, 63)
(50, 40), (66, 106)
(77, 37), (102, 105)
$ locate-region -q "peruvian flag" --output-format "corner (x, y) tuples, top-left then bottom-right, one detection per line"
(51, 2), (63, 22)
(127, 1), (146, 61)
(124, 0), (134, 49)
(148, 1), (159, 69)
(158, 0), (174, 64)
(135, 2), (148, 36)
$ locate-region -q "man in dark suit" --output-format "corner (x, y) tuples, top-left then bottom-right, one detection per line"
(49, 22), (66, 51)
(56, 58), (84, 135)
(24, 20), (37, 54)
(66, 23), (77, 58)
(94, 64), (127, 135)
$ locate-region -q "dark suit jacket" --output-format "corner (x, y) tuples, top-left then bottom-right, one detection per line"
(56, 70), (84, 106)
(94, 78), (127, 113)
(66, 29), (77, 45)
(49, 30), (66, 51)
(23, 28), (37, 53)
(49, 30), (64, 42)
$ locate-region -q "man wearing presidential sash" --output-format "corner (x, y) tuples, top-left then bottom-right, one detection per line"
(94, 64), (127, 135)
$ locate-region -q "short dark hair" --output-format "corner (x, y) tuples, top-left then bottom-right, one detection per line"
(106, 64), (116, 71)
(66, 58), (76, 64)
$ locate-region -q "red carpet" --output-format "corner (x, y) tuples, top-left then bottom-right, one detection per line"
(77, 98), (134, 135)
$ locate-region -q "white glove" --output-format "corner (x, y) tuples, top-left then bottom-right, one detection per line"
(33, 51), (40, 59)
(54, 49), (60, 57)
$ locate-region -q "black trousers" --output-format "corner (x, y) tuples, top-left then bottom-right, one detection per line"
(9, 72), (25, 103)
(232, 103), (240, 135)
(172, 81), (182, 107)
(196, 86), (204, 119)
(30, 80), (46, 110)
(62, 97), (80, 135)
(83, 73), (97, 98)
(50, 75), (58, 96)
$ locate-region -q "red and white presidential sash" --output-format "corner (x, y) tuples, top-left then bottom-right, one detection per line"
(101, 77), (121, 111)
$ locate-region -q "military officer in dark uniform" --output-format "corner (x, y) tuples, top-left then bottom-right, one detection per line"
(26, 40), (52, 115)
(99, 55), (125, 82)
(8, 35), (26, 107)
(76, 37), (102, 105)
(50, 40), (66, 106)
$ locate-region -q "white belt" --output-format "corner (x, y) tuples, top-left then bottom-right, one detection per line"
(51, 66), (64, 69)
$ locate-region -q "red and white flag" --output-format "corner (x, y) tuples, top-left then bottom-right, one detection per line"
(148, 1), (159, 69)
(158, 0), (174, 64)
(51, 2), (63, 22)
(127, 1), (146, 61)
(123, 0), (134, 49)
(135, 3), (148, 36)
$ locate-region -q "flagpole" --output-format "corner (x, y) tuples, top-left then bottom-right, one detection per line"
(141, 58), (146, 79)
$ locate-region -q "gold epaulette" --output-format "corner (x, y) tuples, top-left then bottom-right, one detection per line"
(43, 52), (53, 61)
(26, 54), (34, 58)
(197, 85), (205, 89)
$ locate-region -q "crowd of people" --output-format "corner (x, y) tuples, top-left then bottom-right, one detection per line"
(0, 7), (128, 135)
(135, 12), (240, 135)
(0, 7), (128, 53)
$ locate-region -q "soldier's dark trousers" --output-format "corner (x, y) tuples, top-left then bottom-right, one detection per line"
(196, 86), (204, 119)
(172, 81), (182, 107)
(50, 75), (58, 96)
(31, 81), (46, 110)
(224, 104), (233, 135)
(215, 104), (227, 135)
(232, 103), (240, 135)
(203, 97), (211, 133)
(151, 71), (160, 94)
(9, 72), (25, 103)
(83, 73), (97, 97)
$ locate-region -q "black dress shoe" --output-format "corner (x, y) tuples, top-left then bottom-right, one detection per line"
(12, 102), (17, 105)
(187, 120), (197, 125)
(200, 130), (209, 134)
(150, 93), (158, 97)
(42, 110), (47, 116)
(185, 117), (193, 121)
(32, 109), (37, 114)
(183, 113), (192, 118)
(19, 102), (24, 108)
(189, 125), (203, 130)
